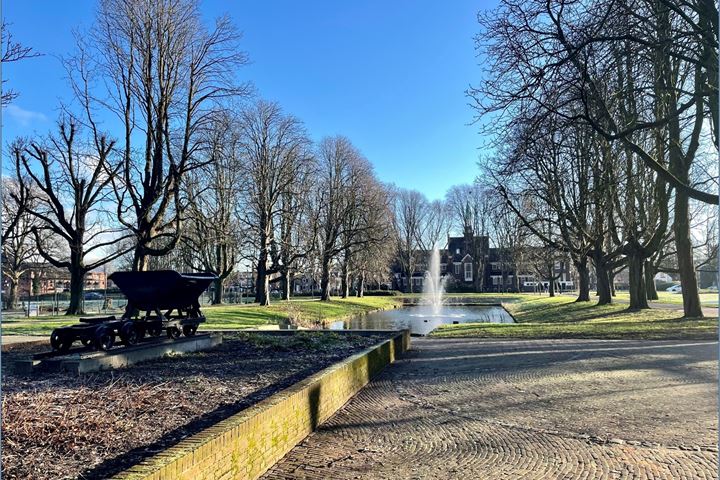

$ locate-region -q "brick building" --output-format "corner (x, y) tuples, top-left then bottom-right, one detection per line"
(3, 263), (107, 298)
(392, 221), (575, 293)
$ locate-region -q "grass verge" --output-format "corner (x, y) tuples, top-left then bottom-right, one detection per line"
(612, 291), (718, 307)
(1, 296), (402, 336)
(432, 295), (718, 340)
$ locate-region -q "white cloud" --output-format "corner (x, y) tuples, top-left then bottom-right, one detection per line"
(3, 104), (48, 127)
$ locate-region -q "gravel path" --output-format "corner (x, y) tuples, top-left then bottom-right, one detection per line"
(263, 338), (718, 479)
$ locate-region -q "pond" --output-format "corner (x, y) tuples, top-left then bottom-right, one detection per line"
(329, 304), (514, 336)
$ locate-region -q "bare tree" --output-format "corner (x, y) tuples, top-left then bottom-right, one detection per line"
(183, 114), (243, 303)
(339, 179), (392, 298)
(421, 199), (451, 251)
(471, 0), (715, 316)
(314, 136), (388, 301)
(237, 101), (313, 306)
(391, 187), (428, 293)
(87, 0), (251, 270)
(271, 144), (317, 301)
(15, 120), (132, 314)
(353, 217), (394, 297)
(1, 20), (40, 105)
(2, 170), (39, 309)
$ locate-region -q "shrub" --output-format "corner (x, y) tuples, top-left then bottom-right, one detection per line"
(360, 290), (400, 296)
(655, 281), (677, 291)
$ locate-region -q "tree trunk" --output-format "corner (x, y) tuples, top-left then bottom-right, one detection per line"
(357, 272), (365, 297)
(674, 191), (704, 318)
(548, 269), (555, 297)
(627, 254), (649, 310)
(575, 258), (591, 302)
(280, 269), (292, 301)
(609, 269), (617, 297)
(644, 260), (658, 301)
(67, 268), (85, 315)
(320, 256), (332, 301)
(7, 276), (20, 310)
(406, 268), (413, 293)
(132, 246), (149, 272)
(595, 261), (612, 305)
(212, 277), (224, 304)
(255, 256), (270, 306)
(341, 260), (350, 298)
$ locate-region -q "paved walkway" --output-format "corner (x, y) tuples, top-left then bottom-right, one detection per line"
(263, 338), (718, 479)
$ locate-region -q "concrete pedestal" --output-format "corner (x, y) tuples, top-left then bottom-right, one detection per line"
(13, 333), (223, 375)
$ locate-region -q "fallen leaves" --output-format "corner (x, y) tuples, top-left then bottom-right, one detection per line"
(2, 333), (387, 480)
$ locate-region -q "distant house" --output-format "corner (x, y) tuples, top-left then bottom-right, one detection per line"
(2, 263), (107, 298)
(391, 221), (575, 293)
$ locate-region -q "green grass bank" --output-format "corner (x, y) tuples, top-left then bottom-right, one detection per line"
(432, 294), (717, 340)
(1, 296), (402, 336)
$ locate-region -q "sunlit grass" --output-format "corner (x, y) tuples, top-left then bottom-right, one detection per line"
(1, 296), (403, 335)
(203, 296), (401, 329)
(613, 291), (718, 306)
(433, 295), (718, 340)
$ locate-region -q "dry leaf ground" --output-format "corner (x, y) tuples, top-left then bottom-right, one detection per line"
(2, 332), (389, 480)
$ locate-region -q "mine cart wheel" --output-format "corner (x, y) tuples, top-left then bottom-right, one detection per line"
(135, 325), (146, 340)
(50, 330), (72, 353)
(120, 322), (140, 346)
(146, 324), (162, 337)
(166, 326), (182, 339)
(182, 325), (198, 337)
(93, 326), (115, 351)
(81, 338), (94, 347)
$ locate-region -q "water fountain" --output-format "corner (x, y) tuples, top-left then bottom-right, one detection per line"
(330, 246), (514, 335)
(422, 248), (447, 315)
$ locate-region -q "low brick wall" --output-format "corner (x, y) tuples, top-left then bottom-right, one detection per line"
(113, 330), (410, 480)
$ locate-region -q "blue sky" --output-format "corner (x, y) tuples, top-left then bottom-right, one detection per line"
(2, 0), (496, 200)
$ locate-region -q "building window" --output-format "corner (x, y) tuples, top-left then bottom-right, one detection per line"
(455, 248), (460, 254)
(440, 263), (447, 274)
(464, 263), (473, 282)
(491, 275), (501, 285)
(454, 263), (461, 275)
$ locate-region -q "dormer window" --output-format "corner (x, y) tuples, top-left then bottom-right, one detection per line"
(455, 248), (460, 254)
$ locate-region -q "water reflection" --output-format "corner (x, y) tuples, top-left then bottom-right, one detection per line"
(329, 305), (514, 336)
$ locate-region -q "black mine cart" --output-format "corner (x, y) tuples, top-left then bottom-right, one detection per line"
(49, 270), (217, 352)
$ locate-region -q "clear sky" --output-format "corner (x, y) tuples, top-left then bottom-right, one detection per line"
(2, 0), (496, 200)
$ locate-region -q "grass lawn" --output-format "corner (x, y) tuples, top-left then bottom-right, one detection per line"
(202, 296), (401, 329)
(1, 296), (402, 336)
(613, 291), (718, 307)
(432, 295), (718, 340)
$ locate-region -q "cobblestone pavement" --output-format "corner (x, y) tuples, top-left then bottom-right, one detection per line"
(263, 338), (718, 480)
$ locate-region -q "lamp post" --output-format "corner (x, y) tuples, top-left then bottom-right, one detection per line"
(29, 271), (35, 317)
(103, 265), (108, 313)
